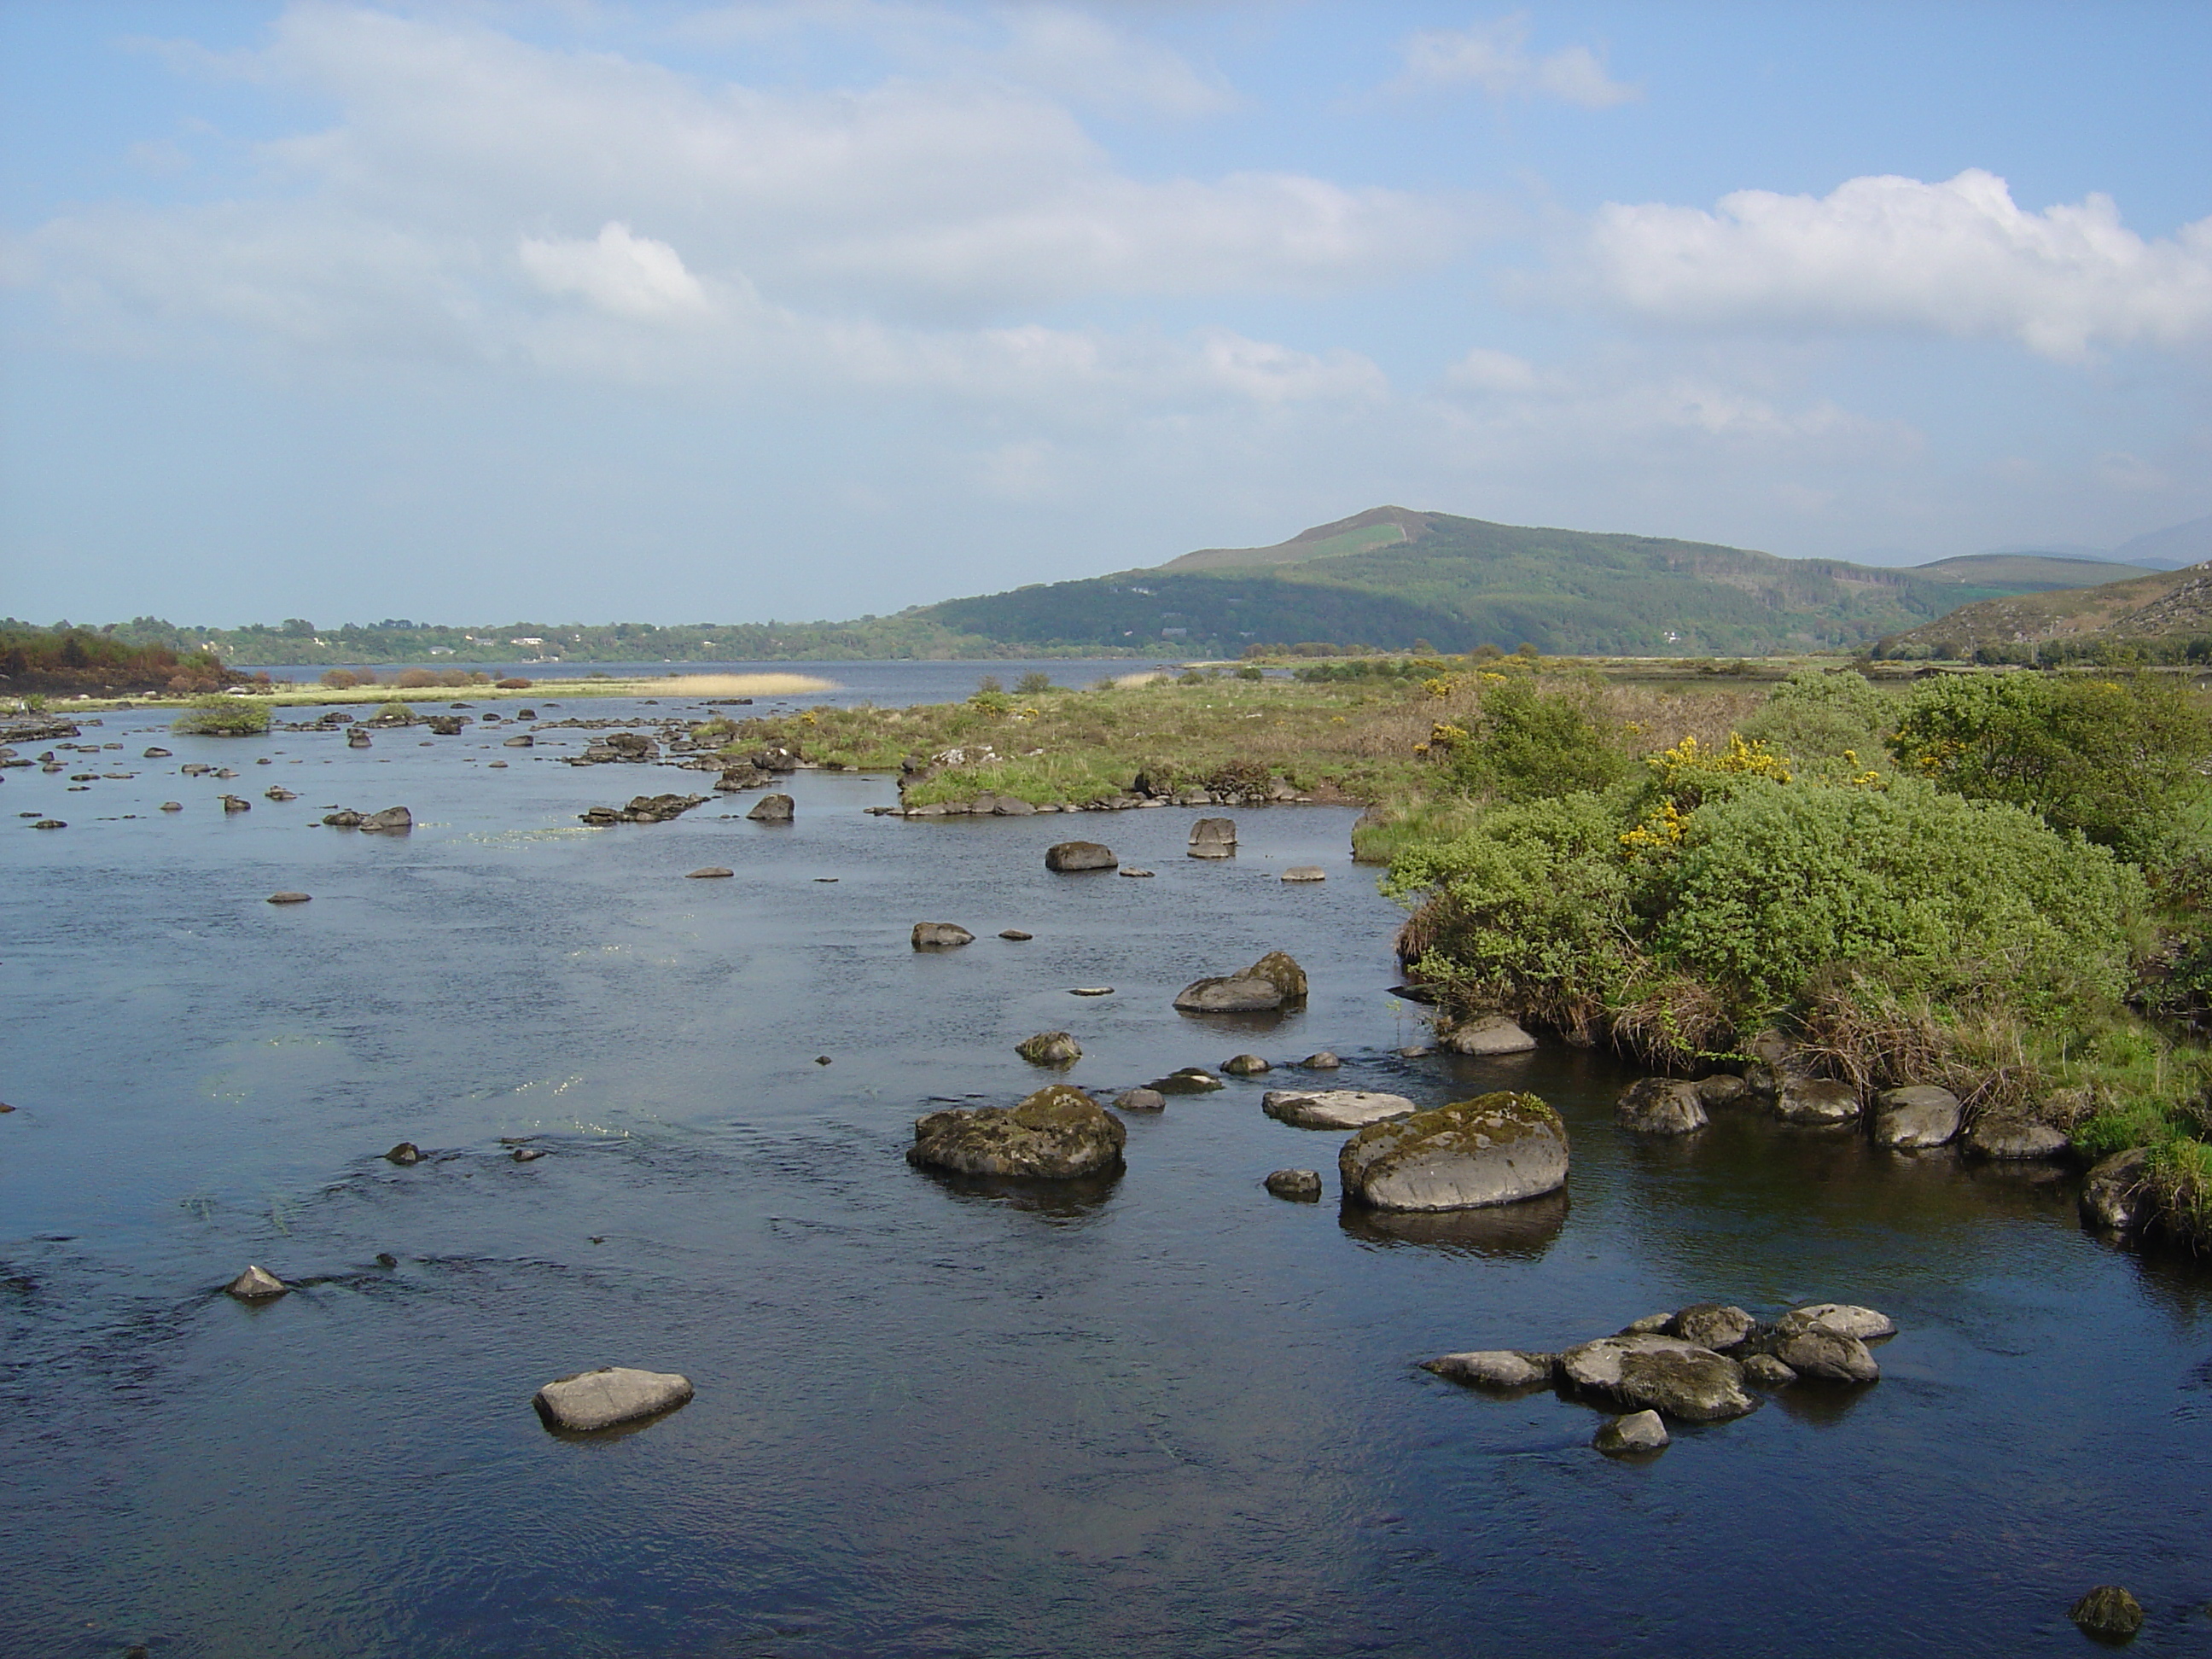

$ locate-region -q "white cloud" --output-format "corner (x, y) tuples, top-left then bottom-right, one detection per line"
(1582, 169), (2212, 360)
(1446, 346), (1541, 391)
(1396, 14), (1637, 108)
(988, 6), (1236, 116)
(518, 223), (709, 320)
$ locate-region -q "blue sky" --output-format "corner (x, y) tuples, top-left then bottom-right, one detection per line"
(3, 1), (2209, 626)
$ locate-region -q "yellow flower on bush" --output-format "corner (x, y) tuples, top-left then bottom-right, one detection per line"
(1429, 720), (1470, 750)
(1650, 731), (1790, 790)
(1620, 800), (1688, 857)
(1423, 675), (1460, 700)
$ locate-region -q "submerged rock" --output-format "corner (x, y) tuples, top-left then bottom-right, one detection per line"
(1113, 1088), (1167, 1113)
(533, 1366), (694, 1433)
(998, 929), (1033, 941)
(1149, 1068), (1225, 1094)
(1045, 841), (1117, 872)
(1441, 1014), (1538, 1056)
(1221, 1053), (1270, 1075)
(1338, 1091), (1569, 1212)
(265, 892), (312, 905)
(1263, 1088), (1416, 1131)
(1016, 1031), (1082, 1067)
(1593, 1410), (1669, 1455)
(1281, 866), (1327, 882)
(2081, 1147), (2153, 1231)
(908, 1083), (1126, 1180)
(1423, 1349), (1554, 1389)
(1300, 1051), (1342, 1069)
(685, 867), (734, 879)
(1264, 1168), (1323, 1202)
(1615, 1078), (1708, 1135)
(384, 1142), (422, 1166)
(224, 1265), (288, 1301)
(1559, 1333), (1756, 1422)
(911, 923), (975, 949)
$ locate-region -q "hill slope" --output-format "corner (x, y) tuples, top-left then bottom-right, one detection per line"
(917, 509), (2107, 658)
(1873, 561), (2212, 659)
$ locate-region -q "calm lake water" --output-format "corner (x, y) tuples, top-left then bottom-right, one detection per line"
(3, 692), (2209, 1658)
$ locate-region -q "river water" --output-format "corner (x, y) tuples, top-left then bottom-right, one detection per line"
(3, 686), (2209, 1658)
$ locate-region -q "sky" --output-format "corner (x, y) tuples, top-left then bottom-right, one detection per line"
(2, 1), (2209, 627)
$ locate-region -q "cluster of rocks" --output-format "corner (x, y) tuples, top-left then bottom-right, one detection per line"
(884, 773), (1311, 818)
(1612, 1030), (2070, 1158)
(1425, 1301), (1895, 1453)
(578, 794), (708, 825)
(321, 806), (413, 832)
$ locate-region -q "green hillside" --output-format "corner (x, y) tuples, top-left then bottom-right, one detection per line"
(917, 509), (2089, 657)
(1873, 559), (2212, 662)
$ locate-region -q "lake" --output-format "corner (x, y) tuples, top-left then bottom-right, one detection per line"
(3, 690), (2209, 1657)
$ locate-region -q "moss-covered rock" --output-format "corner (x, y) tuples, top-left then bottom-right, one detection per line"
(908, 1084), (1126, 1180)
(1338, 1091), (1568, 1211)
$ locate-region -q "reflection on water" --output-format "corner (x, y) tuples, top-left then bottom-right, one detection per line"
(1, 696), (2209, 1657)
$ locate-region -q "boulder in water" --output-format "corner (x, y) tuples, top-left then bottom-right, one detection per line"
(1615, 1078), (1708, 1135)
(1263, 1089), (1416, 1130)
(1772, 1325), (1881, 1383)
(911, 922), (975, 949)
(686, 867), (734, 880)
(1281, 866), (1327, 882)
(1593, 1410), (1670, 1455)
(1559, 1333), (1756, 1421)
(2069, 1586), (2145, 1642)
(1045, 841), (1117, 872)
(1696, 1074), (1750, 1107)
(1774, 1076), (1861, 1125)
(1244, 951), (1307, 1001)
(1016, 1031), (1082, 1067)
(1221, 1053), (1270, 1075)
(1187, 818), (1237, 858)
(1264, 1168), (1323, 1202)
(1300, 1051), (1341, 1069)
(1149, 1068), (1224, 1094)
(1441, 1014), (1537, 1055)
(1423, 1349), (1554, 1389)
(1114, 1088), (1166, 1113)
(385, 1142), (423, 1166)
(1339, 1091), (1569, 1212)
(265, 892), (312, 905)
(533, 1366), (694, 1433)
(747, 793), (795, 823)
(224, 1265), (288, 1301)
(1667, 1304), (1756, 1351)
(908, 1084), (1126, 1180)
(360, 806), (412, 833)
(1872, 1085), (1963, 1149)
(2081, 1147), (2152, 1231)
(1962, 1113), (2070, 1161)
(1174, 975), (1282, 1013)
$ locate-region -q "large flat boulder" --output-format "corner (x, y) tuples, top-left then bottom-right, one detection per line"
(533, 1366), (693, 1433)
(1961, 1113), (2070, 1160)
(908, 1084), (1126, 1179)
(1338, 1091), (1569, 1212)
(1441, 1014), (1537, 1055)
(1261, 1089), (1416, 1130)
(1558, 1334), (1757, 1422)
(1423, 1350), (1556, 1389)
(1774, 1076), (1862, 1125)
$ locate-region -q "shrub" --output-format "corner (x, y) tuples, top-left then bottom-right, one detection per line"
(1015, 671), (1053, 696)
(1889, 672), (2212, 860)
(1738, 670), (1894, 762)
(173, 696), (271, 736)
(1444, 678), (1628, 802)
(321, 669), (358, 689)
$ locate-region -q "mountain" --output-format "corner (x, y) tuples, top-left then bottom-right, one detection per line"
(912, 508), (2128, 658)
(2112, 515), (2212, 572)
(1872, 560), (2212, 659)
(1910, 552), (2157, 588)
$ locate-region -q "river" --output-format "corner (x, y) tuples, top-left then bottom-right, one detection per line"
(2, 684), (2207, 1656)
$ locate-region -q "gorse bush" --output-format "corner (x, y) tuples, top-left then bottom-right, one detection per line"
(1442, 678), (1628, 802)
(1737, 669), (1893, 761)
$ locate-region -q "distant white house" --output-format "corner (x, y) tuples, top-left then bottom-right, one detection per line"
(511, 637), (544, 647)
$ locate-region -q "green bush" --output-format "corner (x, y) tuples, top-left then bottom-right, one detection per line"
(1014, 671), (1053, 696)
(1445, 678), (1628, 802)
(1738, 670), (1894, 763)
(1888, 672), (2212, 860)
(1650, 777), (2144, 1012)
(172, 696), (271, 736)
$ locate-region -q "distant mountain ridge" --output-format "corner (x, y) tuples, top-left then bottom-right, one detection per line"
(911, 507), (2147, 658)
(1874, 557), (2212, 659)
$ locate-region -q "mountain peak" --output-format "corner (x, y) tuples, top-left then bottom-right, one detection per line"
(1158, 505), (1441, 573)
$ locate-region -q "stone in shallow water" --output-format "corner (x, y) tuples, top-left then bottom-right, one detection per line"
(266, 892), (311, 905)
(1778, 1303), (1895, 1342)
(1668, 1304), (1756, 1351)
(747, 793), (795, 823)
(2069, 1586), (2144, 1641)
(1339, 1091), (1569, 1212)
(533, 1366), (694, 1433)
(1280, 866), (1326, 882)
(1442, 1015), (1537, 1055)
(1772, 1327), (1880, 1383)
(1173, 975), (1282, 1013)
(1016, 1031), (1082, 1067)
(225, 1265), (288, 1301)
(1300, 1051), (1341, 1069)
(1119, 866), (1155, 878)
(911, 922), (974, 949)
(908, 1084), (1126, 1179)
(1264, 1168), (1322, 1202)
(1962, 1114), (2070, 1160)
(998, 929), (1033, 940)
(1615, 1078), (1708, 1135)
(1045, 841), (1117, 872)
(1423, 1349), (1553, 1389)
(685, 867), (734, 879)
(1872, 1085), (1963, 1148)
(385, 1142), (422, 1166)
(1559, 1334), (1756, 1422)
(1742, 1353), (1797, 1387)
(2081, 1147), (2152, 1231)
(1221, 1053), (1270, 1075)
(1187, 817), (1237, 858)
(1696, 1073), (1750, 1107)
(1774, 1076), (1861, 1125)
(1263, 1089), (1416, 1131)
(1594, 1410), (1669, 1454)
(1113, 1088), (1166, 1113)
(1149, 1068), (1225, 1095)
